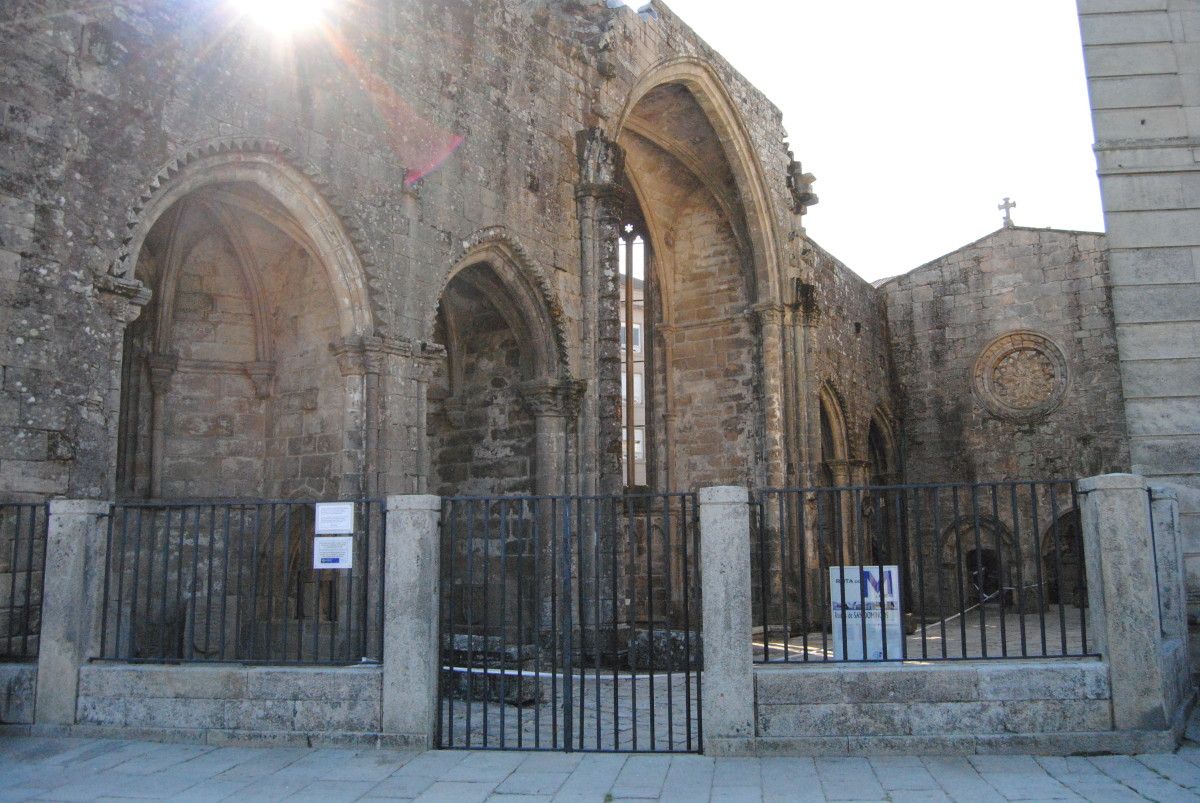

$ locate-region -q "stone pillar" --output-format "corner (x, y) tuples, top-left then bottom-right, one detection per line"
(575, 128), (625, 496)
(521, 380), (579, 497)
(699, 486), (755, 755)
(35, 500), (110, 727)
(1078, 474), (1171, 731)
(1150, 484), (1188, 644)
(751, 303), (789, 493)
(382, 494), (441, 747)
(146, 353), (177, 498)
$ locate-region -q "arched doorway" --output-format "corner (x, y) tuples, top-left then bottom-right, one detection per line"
(1042, 509), (1086, 608)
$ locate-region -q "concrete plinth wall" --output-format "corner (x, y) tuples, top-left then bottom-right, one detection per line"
(72, 664), (384, 747)
(750, 661), (1178, 756)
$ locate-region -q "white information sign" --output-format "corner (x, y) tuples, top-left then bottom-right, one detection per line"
(313, 536), (354, 570)
(314, 502), (355, 534)
(830, 565), (903, 661)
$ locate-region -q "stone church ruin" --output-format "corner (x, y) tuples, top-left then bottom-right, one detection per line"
(0, 0), (1197, 756)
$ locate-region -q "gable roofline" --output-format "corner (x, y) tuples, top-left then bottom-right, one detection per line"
(874, 225), (1107, 289)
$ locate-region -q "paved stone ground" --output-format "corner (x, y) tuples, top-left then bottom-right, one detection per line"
(5, 734), (1200, 801)
(756, 605), (1088, 662)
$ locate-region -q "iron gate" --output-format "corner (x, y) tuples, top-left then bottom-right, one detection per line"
(437, 492), (702, 752)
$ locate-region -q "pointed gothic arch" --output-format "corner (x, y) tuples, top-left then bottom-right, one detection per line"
(617, 57), (785, 306)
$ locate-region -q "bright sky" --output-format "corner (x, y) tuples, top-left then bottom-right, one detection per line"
(653, 0), (1105, 282)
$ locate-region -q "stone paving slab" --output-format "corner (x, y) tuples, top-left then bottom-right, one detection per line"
(4, 736), (1200, 801)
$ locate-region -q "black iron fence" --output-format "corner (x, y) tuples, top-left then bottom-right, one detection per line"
(97, 499), (385, 665)
(1, 503), (47, 661)
(438, 492), (702, 753)
(752, 481), (1091, 663)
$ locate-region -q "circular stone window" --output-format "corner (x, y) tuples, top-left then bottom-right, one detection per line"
(973, 331), (1068, 423)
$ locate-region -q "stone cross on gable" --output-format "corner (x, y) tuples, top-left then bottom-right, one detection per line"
(999, 197), (1017, 228)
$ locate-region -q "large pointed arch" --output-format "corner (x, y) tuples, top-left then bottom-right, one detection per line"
(114, 142), (378, 339)
(616, 57), (785, 306)
(433, 227), (570, 381)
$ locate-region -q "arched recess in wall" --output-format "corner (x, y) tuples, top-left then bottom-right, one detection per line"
(426, 233), (570, 498)
(939, 516), (1017, 612)
(613, 57), (785, 492)
(867, 409), (899, 486)
(817, 384), (849, 487)
(114, 145), (378, 501)
(1041, 508), (1086, 608)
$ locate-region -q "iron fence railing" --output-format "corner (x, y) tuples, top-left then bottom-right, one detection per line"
(1, 503), (48, 661)
(438, 492), (702, 753)
(97, 499), (385, 665)
(752, 480), (1091, 663)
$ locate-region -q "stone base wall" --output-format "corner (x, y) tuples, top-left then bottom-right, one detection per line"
(742, 660), (1179, 756)
(72, 664), (385, 747)
(0, 663), (35, 724)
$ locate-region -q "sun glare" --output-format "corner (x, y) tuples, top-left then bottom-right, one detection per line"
(240, 0), (330, 34)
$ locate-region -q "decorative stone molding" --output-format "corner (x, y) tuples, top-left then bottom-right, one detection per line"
(332, 335), (446, 379)
(973, 331), (1069, 423)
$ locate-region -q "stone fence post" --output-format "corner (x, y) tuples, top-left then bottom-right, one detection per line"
(34, 500), (110, 727)
(699, 486), (755, 755)
(1079, 474), (1182, 732)
(382, 495), (441, 748)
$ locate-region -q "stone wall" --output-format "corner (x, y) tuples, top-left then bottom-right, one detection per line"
(801, 240), (898, 484)
(1077, 0), (1200, 498)
(882, 227), (1129, 484)
(74, 664), (382, 745)
(0, 0), (812, 502)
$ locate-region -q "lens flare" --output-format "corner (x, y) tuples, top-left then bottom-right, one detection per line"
(240, 0), (330, 34)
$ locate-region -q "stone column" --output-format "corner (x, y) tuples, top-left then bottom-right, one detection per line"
(699, 486), (755, 755)
(1078, 474), (1171, 731)
(575, 128), (625, 496)
(521, 380), (579, 497)
(95, 275), (151, 499)
(331, 338), (370, 499)
(751, 303), (789, 492)
(382, 494), (441, 747)
(146, 353), (177, 498)
(35, 500), (110, 727)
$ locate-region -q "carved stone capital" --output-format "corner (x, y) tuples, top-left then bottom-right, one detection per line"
(146, 353), (178, 397)
(521, 379), (586, 420)
(750, 303), (787, 328)
(243, 361), (275, 399)
(95, 274), (152, 323)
